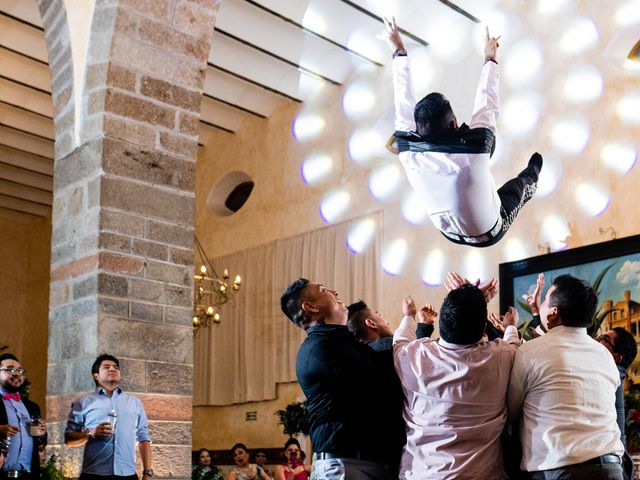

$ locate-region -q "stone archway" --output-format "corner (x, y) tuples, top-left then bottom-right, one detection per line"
(36, 0), (220, 476)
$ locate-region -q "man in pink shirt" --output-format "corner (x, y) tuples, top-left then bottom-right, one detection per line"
(393, 283), (520, 479)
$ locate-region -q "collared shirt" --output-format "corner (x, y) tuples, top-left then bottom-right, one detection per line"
(393, 316), (520, 479)
(296, 324), (401, 462)
(507, 325), (624, 472)
(0, 387), (33, 472)
(66, 386), (151, 476)
(393, 56), (501, 238)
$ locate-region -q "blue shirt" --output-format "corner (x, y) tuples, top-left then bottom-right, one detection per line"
(65, 387), (151, 476)
(0, 387), (33, 472)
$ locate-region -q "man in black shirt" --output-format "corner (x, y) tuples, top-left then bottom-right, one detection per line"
(280, 279), (401, 480)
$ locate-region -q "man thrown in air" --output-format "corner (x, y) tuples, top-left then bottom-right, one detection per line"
(380, 18), (542, 247)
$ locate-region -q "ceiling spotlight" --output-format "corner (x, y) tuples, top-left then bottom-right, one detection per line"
(420, 249), (446, 287)
(320, 189), (350, 224)
(563, 66), (603, 104)
(560, 17), (599, 54)
(347, 217), (376, 254)
(382, 238), (408, 276)
(369, 163), (401, 201)
(301, 153), (334, 186)
(601, 141), (637, 173)
(550, 117), (590, 154)
(575, 182), (610, 217)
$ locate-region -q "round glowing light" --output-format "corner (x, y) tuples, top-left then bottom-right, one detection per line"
(301, 153), (333, 185)
(342, 81), (376, 120)
(504, 39), (544, 85)
(401, 191), (429, 225)
(423, 18), (471, 63)
(575, 183), (610, 217)
(623, 59), (640, 73)
(292, 113), (325, 141)
(504, 238), (529, 262)
(408, 49), (439, 95)
(615, 0), (640, 26)
(463, 250), (486, 284)
(550, 117), (590, 154)
(560, 17), (599, 54)
(347, 30), (385, 64)
(348, 128), (384, 166)
(536, 157), (561, 197)
(542, 215), (570, 251)
(617, 94), (640, 123)
(601, 141), (637, 173)
(369, 163), (401, 201)
(347, 217), (376, 254)
(319, 189), (350, 224)
(382, 238), (408, 276)
(563, 66), (603, 104)
(501, 93), (541, 136)
(420, 249), (446, 287)
(537, 0), (570, 14)
(302, 8), (326, 34)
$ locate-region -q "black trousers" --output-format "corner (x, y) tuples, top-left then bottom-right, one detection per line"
(526, 463), (623, 480)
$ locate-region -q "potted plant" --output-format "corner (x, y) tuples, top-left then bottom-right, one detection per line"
(275, 401), (309, 437)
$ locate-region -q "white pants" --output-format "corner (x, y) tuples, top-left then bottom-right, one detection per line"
(312, 457), (397, 480)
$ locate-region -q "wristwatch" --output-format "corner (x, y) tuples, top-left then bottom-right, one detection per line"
(85, 429), (94, 440)
(143, 469), (154, 477)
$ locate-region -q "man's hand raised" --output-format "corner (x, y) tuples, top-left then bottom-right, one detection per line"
(402, 296), (417, 318)
(378, 17), (406, 54)
(484, 26), (500, 63)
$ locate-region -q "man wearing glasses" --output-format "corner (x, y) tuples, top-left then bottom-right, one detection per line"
(0, 353), (47, 479)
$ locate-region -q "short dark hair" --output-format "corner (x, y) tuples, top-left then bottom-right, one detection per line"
(439, 284), (487, 344)
(196, 448), (210, 456)
(0, 353), (18, 364)
(414, 92), (456, 136)
(284, 438), (301, 450)
(613, 327), (638, 369)
(347, 301), (369, 340)
(91, 354), (120, 386)
(549, 274), (597, 328)
(280, 278), (312, 329)
(230, 443), (248, 454)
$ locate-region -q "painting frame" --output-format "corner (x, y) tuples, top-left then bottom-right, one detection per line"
(499, 234), (640, 329)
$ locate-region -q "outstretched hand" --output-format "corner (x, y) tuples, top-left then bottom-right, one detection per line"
(444, 272), (498, 303)
(417, 304), (438, 325)
(402, 296), (417, 318)
(378, 17), (406, 54)
(522, 273), (544, 315)
(484, 26), (500, 62)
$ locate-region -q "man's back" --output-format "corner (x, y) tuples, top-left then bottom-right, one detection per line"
(507, 326), (623, 472)
(394, 334), (517, 479)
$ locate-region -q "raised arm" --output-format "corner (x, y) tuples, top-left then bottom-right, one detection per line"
(394, 296), (418, 346)
(379, 17), (416, 132)
(469, 27), (500, 132)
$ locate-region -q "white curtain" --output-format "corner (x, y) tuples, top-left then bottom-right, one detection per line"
(194, 212), (383, 405)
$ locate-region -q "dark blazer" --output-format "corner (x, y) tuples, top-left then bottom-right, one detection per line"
(0, 396), (46, 476)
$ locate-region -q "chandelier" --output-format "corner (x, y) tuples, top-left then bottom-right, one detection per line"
(193, 236), (242, 333)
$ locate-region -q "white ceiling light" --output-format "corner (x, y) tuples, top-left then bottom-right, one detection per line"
(550, 117), (590, 154)
(347, 128), (385, 166)
(301, 153), (334, 186)
(560, 17), (599, 54)
(292, 113), (325, 142)
(535, 157), (561, 197)
(382, 238), (408, 276)
(537, 0), (570, 14)
(463, 250), (486, 284)
(401, 191), (429, 225)
(601, 141), (637, 173)
(575, 182), (611, 217)
(615, 0), (640, 26)
(369, 163), (401, 201)
(563, 65), (603, 104)
(617, 94), (640, 123)
(501, 93), (541, 136)
(504, 39), (544, 85)
(347, 217), (376, 254)
(420, 249), (446, 287)
(342, 81), (376, 120)
(542, 215), (571, 251)
(504, 238), (529, 262)
(320, 189), (350, 224)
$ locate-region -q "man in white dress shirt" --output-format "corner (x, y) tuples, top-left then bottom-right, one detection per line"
(393, 283), (521, 479)
(507, 274), (624, 479)
(380, 18), (542, 247)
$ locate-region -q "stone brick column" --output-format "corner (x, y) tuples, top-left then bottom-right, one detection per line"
(37, 0), (219, 477)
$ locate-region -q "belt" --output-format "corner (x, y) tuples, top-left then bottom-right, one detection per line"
(441, 217), (503, 245)
(582, 454), (622, 465)
(315, 451), (380, 463)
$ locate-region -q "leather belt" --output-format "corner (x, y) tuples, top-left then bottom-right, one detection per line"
(582, 454), (622, 465)
(315, 451), (379, 463)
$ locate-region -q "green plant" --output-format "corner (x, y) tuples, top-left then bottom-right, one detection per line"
(275, 401), (309, 437)
(41, 454), (65, 480)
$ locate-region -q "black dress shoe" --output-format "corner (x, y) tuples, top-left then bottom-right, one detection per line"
(518, 152), (543, 182)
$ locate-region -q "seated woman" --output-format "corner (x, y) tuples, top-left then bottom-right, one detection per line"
(254, 449), (274, 480)
(193, 448), (224, 480)
(274, 439), (311, 480)
(228, 443), (266, 480)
